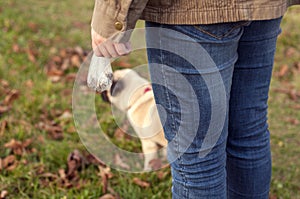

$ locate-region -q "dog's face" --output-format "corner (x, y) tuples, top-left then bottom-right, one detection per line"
(101, 69), (149, 112)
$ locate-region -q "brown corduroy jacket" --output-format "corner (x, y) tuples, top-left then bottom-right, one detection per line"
(91, 0), (300, 42)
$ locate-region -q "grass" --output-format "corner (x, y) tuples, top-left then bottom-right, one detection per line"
(0, 1), (299, 198)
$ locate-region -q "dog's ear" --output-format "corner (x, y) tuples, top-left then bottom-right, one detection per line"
(110, 79), (124, 97)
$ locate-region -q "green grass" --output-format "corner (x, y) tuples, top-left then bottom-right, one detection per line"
(0, 1), (299, 198)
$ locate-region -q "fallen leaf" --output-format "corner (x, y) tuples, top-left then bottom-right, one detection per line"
(156, 171), (166, 180)
(22, 138), (33, 148)
(99, 166), (108, 193)
(26, 48), (36, 63)
(99, 194), (116, 199)
(66, 126), (76, 134)
(291, 104), (300, 109)
(4, 139), (23, 155)
(0, 120), (8, 136)
(149, 158), (163, 170)
(24, 79), (34, 88)
(0, 190), (8, 199)
(278, 64), (289, 78)
(114, 128), (126, 140)
(74, 46), (84, 56)
(12, 43), (20, 53)
(0, 155), (17, 171)
(70, 55), (81, 67)
(61, 59), (70, 71)
(67, 149), (85, 177)
(37, 122), (64, 140)
(27, 22), (38, 32)
(273, 88), (300, 101)
(114, 154), (130, 170)
(39, 172), (59, 180)
(285, 118), (300, 125)
(85, 154), (106, 166)
(133, 177), (150, 188)
(3, 89), (19, 105)
(0, 106), (10, 114)
(285, 47), (296, 57)
(0, 79), (9, 88)
(58, 168), (67, 180)
(269, 194), (277, 199)
(59, 48), (67, 58)
(59, 110), (72, 120)
(4, 138), (33, 156)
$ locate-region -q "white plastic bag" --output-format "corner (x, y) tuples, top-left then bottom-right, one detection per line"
(87, 54), (113, 92)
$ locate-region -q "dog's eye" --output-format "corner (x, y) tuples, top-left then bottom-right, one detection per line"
(110, 80), (124, 96)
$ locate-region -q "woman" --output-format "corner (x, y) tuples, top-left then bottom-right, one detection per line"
(90, 1), (299, 198)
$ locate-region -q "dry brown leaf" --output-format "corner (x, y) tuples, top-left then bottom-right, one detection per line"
(85, 154), (106, 166)
(52, 55), (62, 64)
(61, 59), (70, 71)
(133, 177), (150, 188)
(12, 43), (20, 53)
(291, 104), (300, 109)
(285, 47), (296, 57)
(38, 122), (64, 140)
(67, 149), (85, 177)
(59, 110), (72, 120)
(27, 22), (38, 32)
(294, 62), (300, 70)
(24, 79), (34, 88)
(26, 48), (36, 63)
(22, 138), (33, 148)
(0, 120), (8, 136)
(0, 190), (8, 199)
(3, 138), (32, 156)
(278, 64), (289, 78)
(65, 73), (77, 82)
(0, 79), (9, 88)
(59, 48), (67, 58)
(114, 128), (126, 140)
(3, 89), (19, 105)
(0, 155), (17, 171)
(273, 88), (300, 101)
(66, 126), (76, 134)
(114, 154), (130, 170)
(99, 194), (116, 199)
(70, 55), (81, 67)
(4, 139), (23, 155)
(47, 67), (64, 76)
(285, 118), (300, 125)
(74, 46), (84, 56)
(149, 158), (163, 170)
(0, 106), (10, 114)
(156, 171), (166, 180)
(58, 168), (67, 180)
(99, 166), (108, 194)
(39, 172), (59, 180)
(269, 194), (278, 199)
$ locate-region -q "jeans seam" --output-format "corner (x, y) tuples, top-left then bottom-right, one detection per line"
(193, 21), (250, 40)
(227, 185), (270, 197)
(158, 25), (188, 198)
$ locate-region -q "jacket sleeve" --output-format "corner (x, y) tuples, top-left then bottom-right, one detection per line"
(91, 0), (149, 43)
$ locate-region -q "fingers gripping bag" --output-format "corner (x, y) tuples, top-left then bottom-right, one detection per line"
(87, 54), (113, 92)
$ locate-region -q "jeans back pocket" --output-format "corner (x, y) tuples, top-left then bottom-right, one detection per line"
(193, 21), (251, 40)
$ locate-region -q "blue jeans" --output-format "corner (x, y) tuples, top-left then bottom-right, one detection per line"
(145, 17), (282, 199)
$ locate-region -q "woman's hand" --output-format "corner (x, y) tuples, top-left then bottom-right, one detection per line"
(91, 28), (131, 58)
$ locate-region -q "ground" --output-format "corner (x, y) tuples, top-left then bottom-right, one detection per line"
(0, 1), (299, 198)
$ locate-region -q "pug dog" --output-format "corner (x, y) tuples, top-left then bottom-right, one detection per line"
(101, 69), (168, 170)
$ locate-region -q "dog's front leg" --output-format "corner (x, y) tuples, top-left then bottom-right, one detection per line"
(141, 139), (159, 170)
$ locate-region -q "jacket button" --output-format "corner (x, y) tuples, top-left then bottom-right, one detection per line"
(114, 21), (123, 31)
